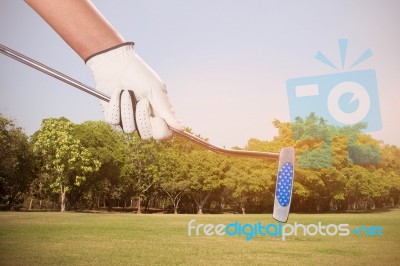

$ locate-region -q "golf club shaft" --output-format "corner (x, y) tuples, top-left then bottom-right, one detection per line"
(0, 43), (279, 160)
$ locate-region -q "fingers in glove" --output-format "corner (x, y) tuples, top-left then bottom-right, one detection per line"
(136, 99), (173, 141)
(105, 89), (122, 125)
(148, 86), (184, 132)
(135, 99), (152, 139)
(150, 117), (172, 140)
(120, 65), (183, 132)
(120, 90), (137, 133)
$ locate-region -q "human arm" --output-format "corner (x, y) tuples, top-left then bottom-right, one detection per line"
(25, 0), (124, 60)
(25, 0), (184, 139)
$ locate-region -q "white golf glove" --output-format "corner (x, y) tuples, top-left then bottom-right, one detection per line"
(86, 42), (183, 140)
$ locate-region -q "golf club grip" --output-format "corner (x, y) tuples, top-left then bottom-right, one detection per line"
(0, 43), (279, 160)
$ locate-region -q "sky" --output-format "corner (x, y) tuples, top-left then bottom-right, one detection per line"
(1, 0), (399, 148)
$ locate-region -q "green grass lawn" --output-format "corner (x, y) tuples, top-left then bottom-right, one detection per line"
(0, 210), (399, 266)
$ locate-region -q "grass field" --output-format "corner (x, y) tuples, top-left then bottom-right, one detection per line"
(0, 209), (399, 266)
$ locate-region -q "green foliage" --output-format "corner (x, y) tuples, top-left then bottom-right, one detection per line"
(247, 113), (399, 212)
(156, 136), (191, 213)
(73, 121), (126, 209)
(0, 114), (37, 207)
(2, 111), (398, 213)
(224, 158), (273, 214)
(121, 135), (163, 209)
(32, 118), (100, 211)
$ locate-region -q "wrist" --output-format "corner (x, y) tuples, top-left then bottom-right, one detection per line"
(84, 42), (135, 63)
(86, 42), (136, 94)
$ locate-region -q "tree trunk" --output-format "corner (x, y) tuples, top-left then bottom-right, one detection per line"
(193, 192), (211, 215)
(173, 193), (183, 214)
(60, 184), (66, 212)
(240, 199), (246, 214)
(197, 204), (203, 214)
(144, 197), (150, 213)
(174, 196), (182, 214)
(61, 193), (65, 212)
(29, 197), (34, 210)
(137, 197), (142, 214)
(220, 201), (225, 213)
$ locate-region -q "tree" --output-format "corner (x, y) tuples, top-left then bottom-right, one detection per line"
(122, 134), (163, 213)
(32, 118), (100, 212)
(74, 121), (126, 209)
(2, 110), (395, 213)
(225, 158), (272, 214)
(157, 137), (191, 214)
(28, 172), (53, 210)
(0, 114), (37, 209)
(381, 145), (400, 207)
(187, 150), (227, 214)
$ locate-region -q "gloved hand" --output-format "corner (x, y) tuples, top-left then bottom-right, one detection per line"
(86, 42), (183, 140)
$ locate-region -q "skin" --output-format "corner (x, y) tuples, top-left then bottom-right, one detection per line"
(25, 0), (125, 60)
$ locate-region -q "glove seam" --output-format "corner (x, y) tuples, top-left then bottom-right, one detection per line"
(84, 42), (135, 64)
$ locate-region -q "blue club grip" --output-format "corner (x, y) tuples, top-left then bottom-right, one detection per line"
(276, 162), (294, 207)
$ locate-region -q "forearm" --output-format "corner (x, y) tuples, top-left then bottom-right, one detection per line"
(25, 0), (125, 60)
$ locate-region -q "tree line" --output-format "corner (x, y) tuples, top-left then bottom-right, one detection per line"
(1, 113), (399, 213)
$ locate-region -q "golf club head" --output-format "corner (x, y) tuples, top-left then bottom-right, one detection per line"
(273, 147), (295, 223)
